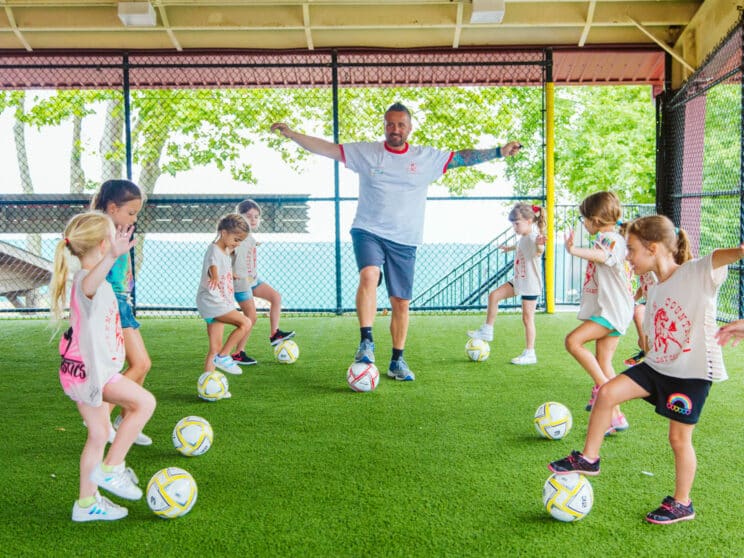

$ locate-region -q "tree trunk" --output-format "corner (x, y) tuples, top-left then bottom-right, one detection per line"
(100, 99), (124, 180)
(70, 113), (85, 193)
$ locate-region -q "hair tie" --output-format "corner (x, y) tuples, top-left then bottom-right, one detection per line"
(674, 227), (680, 234)
(616, 220), (623, 227)
(63, 237), (69, 246)
(532, 205), (540, 214)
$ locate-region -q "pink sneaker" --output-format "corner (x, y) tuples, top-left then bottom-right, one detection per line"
(611, 413), (630, 431)
(585, 385), (600, 412)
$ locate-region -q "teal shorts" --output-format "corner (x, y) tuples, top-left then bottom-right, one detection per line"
(590, 316), (622, 337)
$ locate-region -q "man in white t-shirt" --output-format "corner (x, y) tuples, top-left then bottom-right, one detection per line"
(271, 103), (521, 381)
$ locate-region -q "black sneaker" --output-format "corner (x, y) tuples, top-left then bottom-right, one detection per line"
(646, 496), (695, 524)
(269, 329), (295, 346)
(548, 450), (600, 476)
(231, 351), (257, 366)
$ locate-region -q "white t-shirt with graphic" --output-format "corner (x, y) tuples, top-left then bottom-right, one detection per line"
(232, 233), (258, 293)
(61, 270), (125, 407)
(637, 271), (657, 301)
(196, 243), (236, 319)
(341, 141), (454, 246)
(512, 232), (542, 296)
(577, 231), (634, 334)
(643, 254), (728, 381)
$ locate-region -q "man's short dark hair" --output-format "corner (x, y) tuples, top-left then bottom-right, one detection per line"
(386, 102), (411, 118)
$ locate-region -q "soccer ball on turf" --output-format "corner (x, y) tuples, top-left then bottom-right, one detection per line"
(146, 467), (198, 519)
(274, 339), (299, 364)
(542, 472), (593, 522)
(534, 401), (572, 440)
(172, 416), (213, 457)
(197, 371), (229, 401)
(465, 337), (490, 362)
(347, 362), (380, 392)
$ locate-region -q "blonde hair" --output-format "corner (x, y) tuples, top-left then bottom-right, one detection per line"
(579, 191), (622, 227)
(626, 215), (692, 265)
(50, 212), (114, 320)
(509, 203), (547, 236)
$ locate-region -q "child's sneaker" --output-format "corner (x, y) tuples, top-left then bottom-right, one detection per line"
(231, 351), (258, 366)
(467, 325), (494, 342)
(112, 414), (152, 447)
(387, 358), (415, 381)
(213, 354), (242, 375)
(354, 339), (375, 364)
(72, 491), (128, 522)
(624, 350), (646, 367)
(90, 462), (142, 500)
(646, 496), (695, 524)
(269, 329), (296, 346)
(585, 384), (600, 411)
(510, 351), (537, 365)
(611, 413), (630, 431)
(548, 450), (600, 476)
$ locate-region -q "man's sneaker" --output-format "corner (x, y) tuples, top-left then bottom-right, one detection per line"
(387, 358), (415, 381)
(269, 329), (296, 346)
(72, 491), (128, 522)
(585, 385), (600, 412)
(511, 351), (537, 365)
(548, 450), (600, 476)
(112, 414), (152, 447)
(467, 325), (494, 342)
(354, 339), (375, 364)
(90, 462), (142, 500)
(611, 413), (630, 431)
(646, 496), (695, 524)
(231, 351), (258, 366)
(213, 354), (242, 375)
(624, 350), (646, 367)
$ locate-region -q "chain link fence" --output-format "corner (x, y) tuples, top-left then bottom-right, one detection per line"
(659, 17), (744, 322)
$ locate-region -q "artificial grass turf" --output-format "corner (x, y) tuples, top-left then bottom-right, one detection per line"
(1, 313), (743, 557)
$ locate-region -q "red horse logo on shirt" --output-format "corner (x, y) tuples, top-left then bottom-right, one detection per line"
(583, 262), (598, 295)
(653, 308), (683, 353)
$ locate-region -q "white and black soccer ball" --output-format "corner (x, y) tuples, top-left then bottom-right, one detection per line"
(172, 416), (213, 457)
(274, 339), (300, 364)
(465, 338), (490, 362)
(534, 402), (572, 440)
(347, 362), (380, 392)
(197, 371), (229, 401)
(542, 472), (593, 522)
(146, 467), (198, 519)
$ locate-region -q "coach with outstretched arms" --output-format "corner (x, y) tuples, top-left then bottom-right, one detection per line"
(270, 102), (521, 381)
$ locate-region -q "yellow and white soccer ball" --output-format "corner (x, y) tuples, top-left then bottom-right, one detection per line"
(172, 416), (213, 457)
(465, 337), (490, 362)
(146, 467), (198, 519)
(274, 339), (300, 364)
(347, 362), (380, 392)
(543, 472), (593, 522)
(197, 371), (229, 401)
(534, 401), (573, 440)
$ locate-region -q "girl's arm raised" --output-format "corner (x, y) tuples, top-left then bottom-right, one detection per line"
(82, 225), (135, 298)
(564, 229), (607, 263)
(711, 242), (744, 270)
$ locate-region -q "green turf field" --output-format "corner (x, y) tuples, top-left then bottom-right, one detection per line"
(2, 313), (743, 557)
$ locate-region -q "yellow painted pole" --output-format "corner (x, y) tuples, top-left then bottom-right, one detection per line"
(545, 81), (555, 313)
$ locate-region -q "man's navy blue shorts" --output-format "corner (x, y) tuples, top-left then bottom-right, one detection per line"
(351, 228), (417, 300)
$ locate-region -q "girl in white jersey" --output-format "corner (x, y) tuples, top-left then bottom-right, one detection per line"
(50, 212), (156, 522)
(549, 215), (744, 524)
(468, 203), (546, 364)
(564, 191), (634, 433)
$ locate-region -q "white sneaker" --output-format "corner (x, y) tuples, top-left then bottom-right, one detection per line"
(72, 491), (128, 522)
(467, 325), (493, 342)
(511, 352), (537, 365)
(214, 354), (243, 375)
(90, 462), (142, 500)
(112, 414), (153, 447)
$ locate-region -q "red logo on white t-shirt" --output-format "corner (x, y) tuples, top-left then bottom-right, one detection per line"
(583, 262), (598, 295)
(651, 298), (692, 363)
(408, 162), (417, 174)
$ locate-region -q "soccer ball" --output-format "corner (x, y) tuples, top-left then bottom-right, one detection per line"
(197, 371), (229, 401)
(543, 472), (593, 522)
(146, 467), (198, 519)
(534, 402), (573, 440)
(347, 362), (380, 392)
(274, 339), (299, 364)
(465, 338), (490, 362)
(172, 416), (213, 457)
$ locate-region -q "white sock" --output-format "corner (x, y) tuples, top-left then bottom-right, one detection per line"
(481, 324), (494, 333)
(524, 349), (535, 356)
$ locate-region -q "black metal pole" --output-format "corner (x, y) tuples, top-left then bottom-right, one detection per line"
(332, 50), (343, 315)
